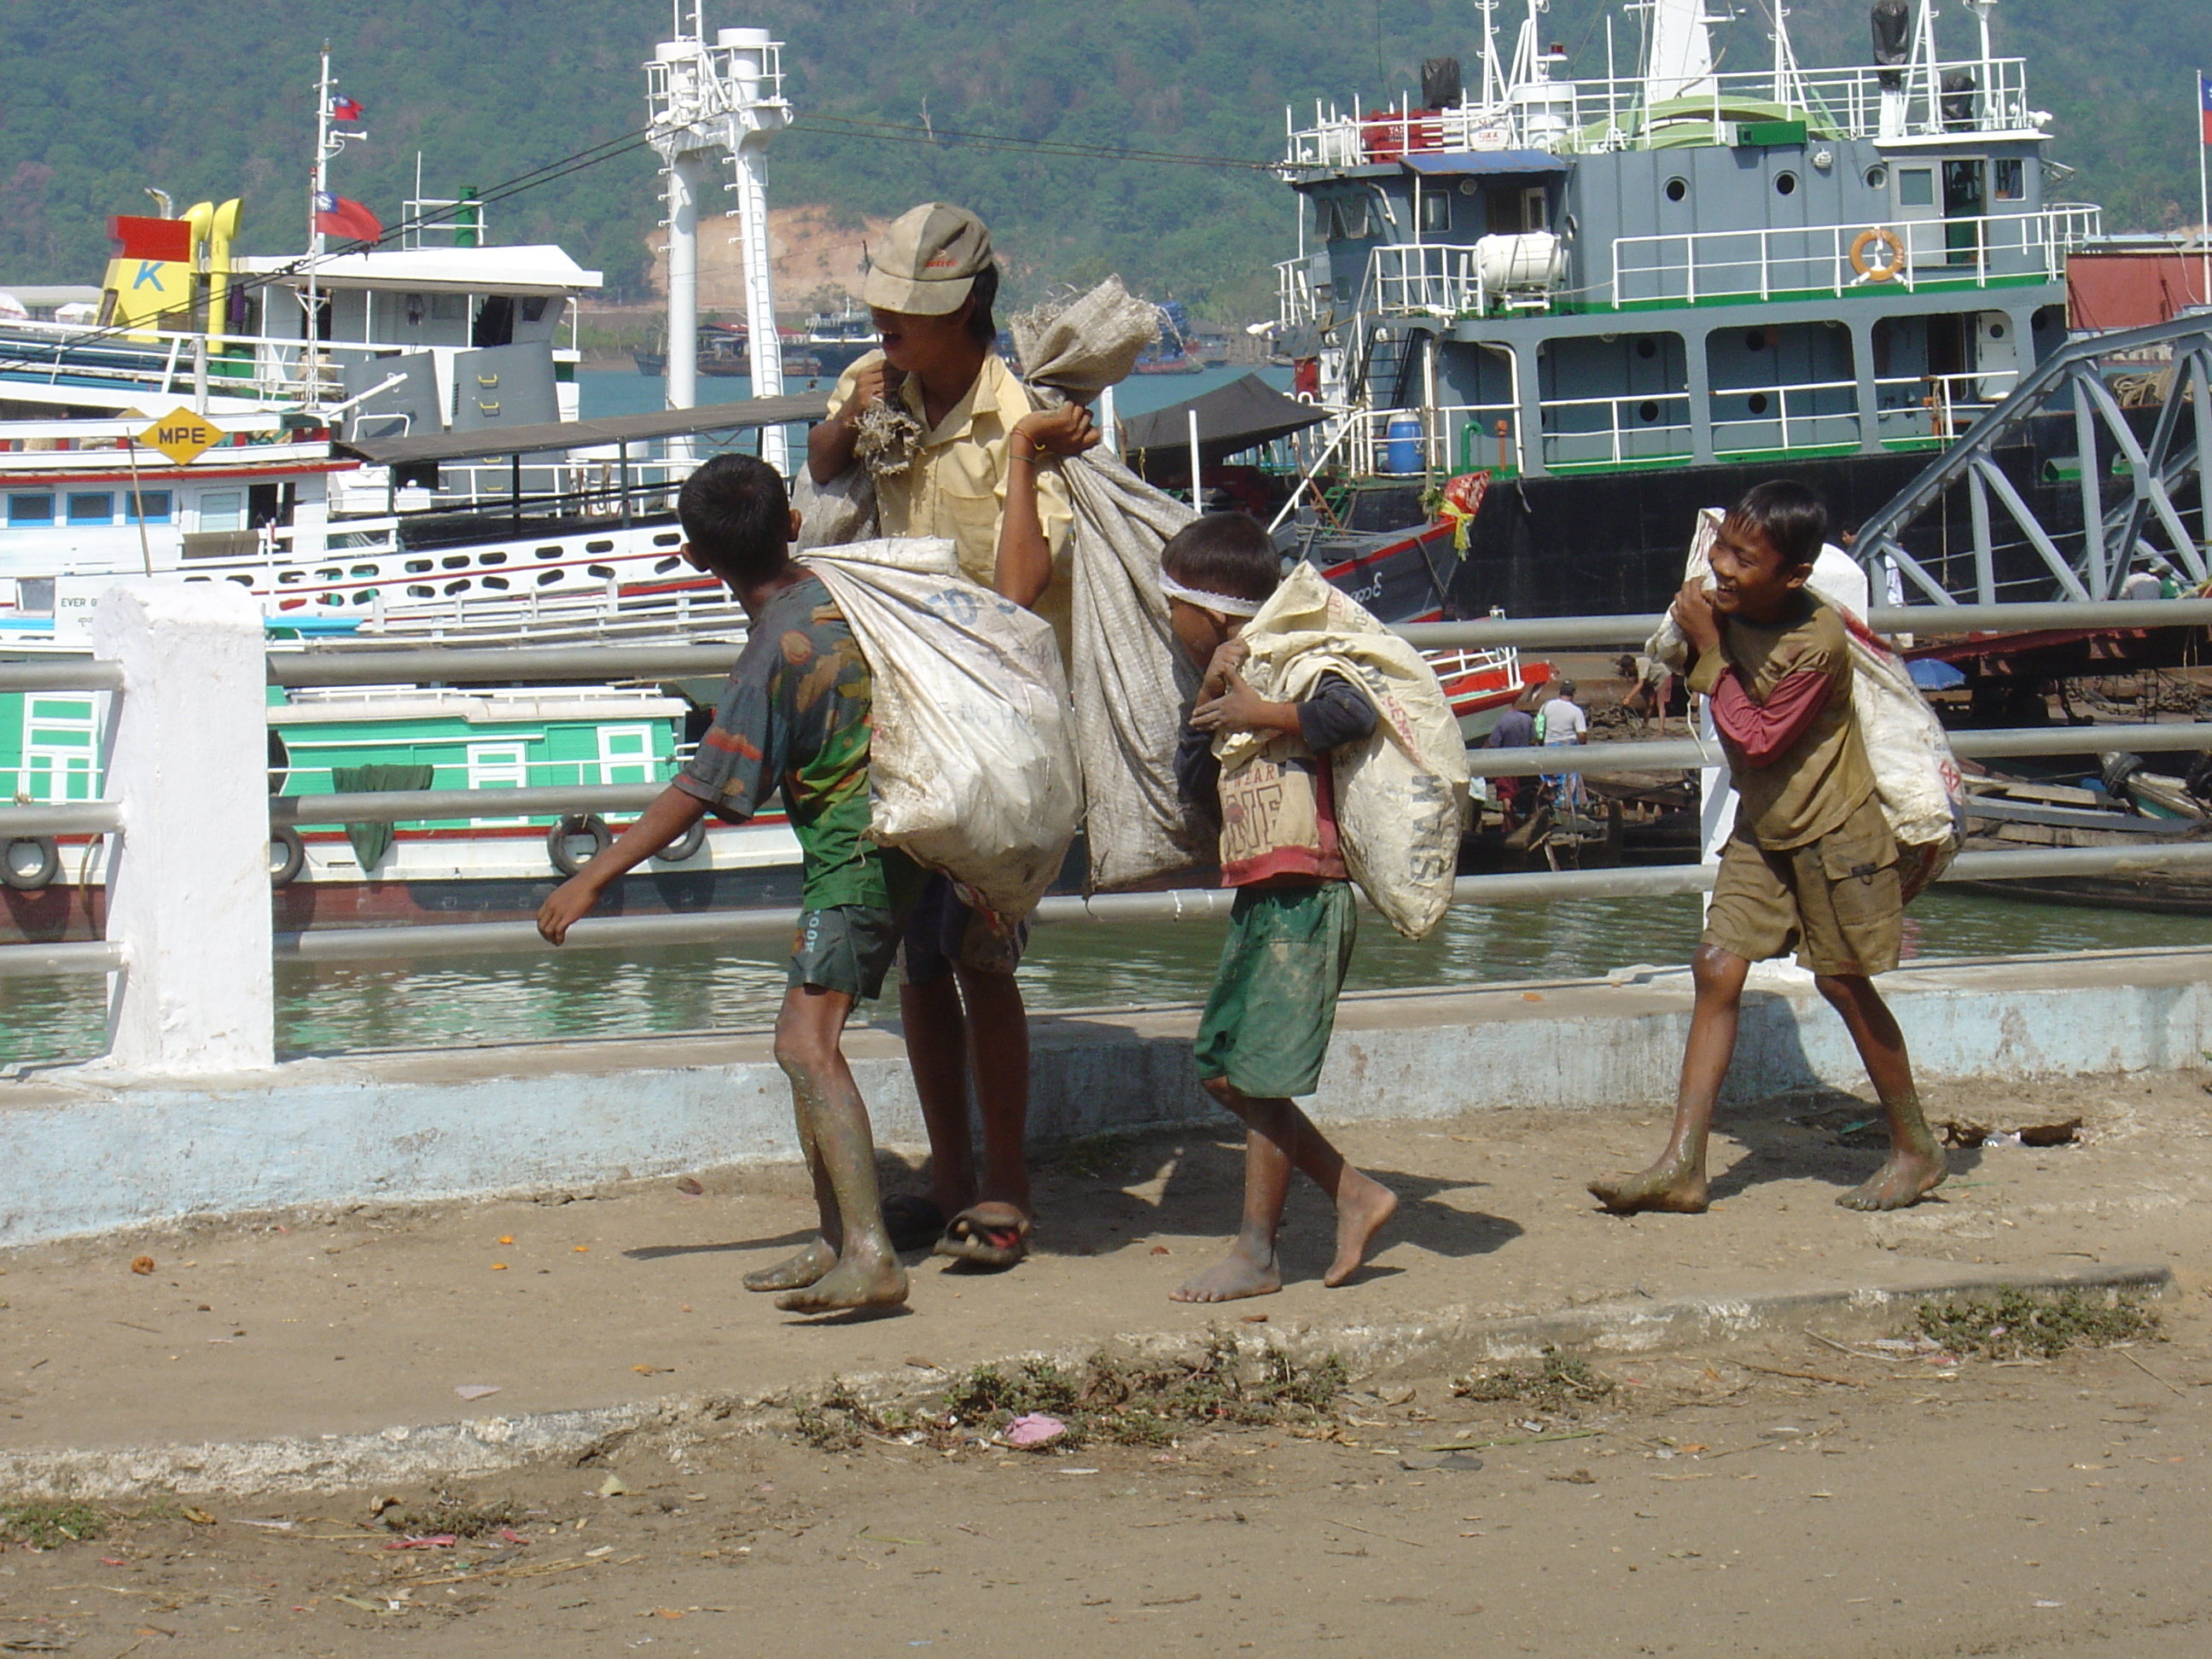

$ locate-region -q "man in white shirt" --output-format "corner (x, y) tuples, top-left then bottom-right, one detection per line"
(1538, 682), (1587, 746)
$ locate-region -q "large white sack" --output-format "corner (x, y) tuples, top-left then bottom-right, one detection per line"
(1648, 509), (1964, 896)
(1217, 563), (1472, 939)
(806, 538), (1083, 923)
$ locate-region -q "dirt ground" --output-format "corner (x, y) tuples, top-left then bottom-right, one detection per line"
(4, 1297), (2208, 1659)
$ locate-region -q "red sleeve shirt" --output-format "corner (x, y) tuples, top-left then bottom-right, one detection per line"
(1702, 661), (1836, 768)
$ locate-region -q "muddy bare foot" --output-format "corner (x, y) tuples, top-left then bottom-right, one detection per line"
(743, 1238), (836, 1293)
(1837, 1150), (1947, 1211)
(1324, 1172), (1398, 1287)
(1169, 1237), (1281, 1303)
(773, 1253), (907, 1315)
(1587, 1157), (1710, 1214)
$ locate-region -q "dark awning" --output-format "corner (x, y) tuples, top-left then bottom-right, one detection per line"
(1118, 373), (1328, 472)
(1400, 148), (1569, 177)
(332, 393), (825, 468)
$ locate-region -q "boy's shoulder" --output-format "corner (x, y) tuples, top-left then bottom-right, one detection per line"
(1726, 591), (1847, 674)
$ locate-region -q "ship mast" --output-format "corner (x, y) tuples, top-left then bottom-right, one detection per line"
(306, 41), (331, 408)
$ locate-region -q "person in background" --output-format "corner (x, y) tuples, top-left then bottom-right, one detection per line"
(1484, 691), (1538, 828)
(1536, 678), (1588, 812)
(806, 202), (1096, 1270)
(2120, 558), (2163, 602)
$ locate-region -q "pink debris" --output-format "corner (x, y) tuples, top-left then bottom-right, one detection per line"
(1004, 1412), (1067, 1448)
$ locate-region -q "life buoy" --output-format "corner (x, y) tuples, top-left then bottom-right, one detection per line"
(651, 818), (707, 864)
(547, 813), (613, 877)
(1848, 226), (1905, 282)
(269, 825), (306, 888)
(2, 836), (59, 892)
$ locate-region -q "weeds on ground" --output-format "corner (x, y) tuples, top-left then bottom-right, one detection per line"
(0, 1499), (107, 1548)
(1051, 1131), (1142, 1180)
(1915, 1288), (2161, 1361)
(1452, 1346), (1615, 1407)
(795, 1336), (1348, 1452)
(377, 1491), (527, 1539)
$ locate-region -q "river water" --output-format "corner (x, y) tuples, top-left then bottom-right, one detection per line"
(5, 888), (2202, 1068)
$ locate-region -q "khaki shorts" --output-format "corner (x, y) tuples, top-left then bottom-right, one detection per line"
(1703, 795), (1902, 977)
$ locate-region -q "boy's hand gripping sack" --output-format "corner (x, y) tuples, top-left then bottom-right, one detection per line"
(806, 538), (1082, 923)
(1214, 563), (1472, 939)
(1647, 509), (1965, 899)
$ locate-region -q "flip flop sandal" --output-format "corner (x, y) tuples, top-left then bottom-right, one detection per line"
(882, 1193), (950, 1254)
(933, 1203), (1031, 1269)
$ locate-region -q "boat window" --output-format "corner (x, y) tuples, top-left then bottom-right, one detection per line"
(1897, 167), (1936, 207)
(8, 493), (54, 527)
(653, 532), (682, 547)
(655, 557), (683, 574)
(521, 296), (550, 323)
(352, 590), (376, 605)
(442, 554), (472, 568)
(405, 559), (433, 573)
(1637, 400), (1660, 422)
(587, 564), (616, 579)
(125, 491), (172, 524)
(1866, 165), (1889, 189)
(536, 545), (563, 559)
(479, 550), (507, 565)
(198, 491), (246, 532)
(407, 584), (435, 598)
(481, 575), (510, 590)
(537, 570), (562, 585)
(67, 492), (114, 525)
(1774, 172), (1798, 196)
(585, 538), (615, 554)
(1419, 191), (1451, 234)
(430, 294), (465, 322)
(1994, 157), (2024, 201)
(444, 579), (471, 595)
(1664, 178), (1688, 203)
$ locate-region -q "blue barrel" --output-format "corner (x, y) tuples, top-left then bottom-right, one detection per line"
(1383, 415), (1423, 474)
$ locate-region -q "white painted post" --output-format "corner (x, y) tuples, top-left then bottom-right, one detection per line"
(93, 581), (276, 1073)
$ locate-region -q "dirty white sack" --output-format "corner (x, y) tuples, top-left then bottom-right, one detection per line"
(1217, 563), (1471, 938)
(805, 538), (1082, 923)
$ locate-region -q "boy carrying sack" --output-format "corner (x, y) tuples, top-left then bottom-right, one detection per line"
(1161, 514), (1401, 1303)
(538, 455), (921, 1316)
(1589, 481), (1947, 1217)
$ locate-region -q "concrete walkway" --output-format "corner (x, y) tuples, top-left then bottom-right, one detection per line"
(3, 1063), (2206, 1495)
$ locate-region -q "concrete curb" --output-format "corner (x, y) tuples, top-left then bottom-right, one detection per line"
(0, 1262), (2169, 1500)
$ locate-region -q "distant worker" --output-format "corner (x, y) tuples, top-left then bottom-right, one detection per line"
(2121, 559), (2164, 602)
(807, 201), (1097, 1270)
(1588, 480), (1946, 1218)
(538, 456), (916, 1313)
(1484, 691), (1538, 827)
(1537, 678), (1588, 812)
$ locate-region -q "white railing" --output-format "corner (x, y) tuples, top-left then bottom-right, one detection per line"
(1277, 259), (1321, 328)
(1341, 402), (1522, 477)
(1363, 244), (1486, 317)
(1283, 56), (2040, 167)
(1539, 390), (1695, 469)
(1708, 375), (1864, 457)
(1612, 206), (2101, 307)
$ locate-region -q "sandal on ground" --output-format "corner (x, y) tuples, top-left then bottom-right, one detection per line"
(933, 1202), (1031, 1269)
(882, 1193), (950, 1254)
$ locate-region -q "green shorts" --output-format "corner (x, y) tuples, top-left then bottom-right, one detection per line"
(1703, 795), (1902, 977)
(1193, 882), (1359, 1101)
(789, 847), (928, 1001)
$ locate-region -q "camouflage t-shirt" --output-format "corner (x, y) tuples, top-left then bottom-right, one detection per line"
(673, 573), (884, 911)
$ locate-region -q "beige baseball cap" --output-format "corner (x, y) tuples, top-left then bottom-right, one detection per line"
(862, 202), (994, 317)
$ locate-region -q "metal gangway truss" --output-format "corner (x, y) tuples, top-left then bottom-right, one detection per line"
(1854, 313), (2212, 606)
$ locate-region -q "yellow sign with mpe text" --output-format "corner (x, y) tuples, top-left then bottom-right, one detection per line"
(137, 408), (218, 467)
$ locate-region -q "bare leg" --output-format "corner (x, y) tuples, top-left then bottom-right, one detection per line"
(743, 1097), (837, 1292)
(1588, 944), (1750, 1214)
(1172, 1077), (1396, 1302)
(954, 965), (1032, 1220)
(1815, 972), (1947, 1211)
(899, 975), (976, 1219)
(765, 985), (906, 1314)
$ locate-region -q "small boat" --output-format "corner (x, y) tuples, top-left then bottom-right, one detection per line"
(1948, 760), (2212, 913)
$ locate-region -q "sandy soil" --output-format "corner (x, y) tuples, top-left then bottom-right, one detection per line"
(4, 1301), (2208, 1659)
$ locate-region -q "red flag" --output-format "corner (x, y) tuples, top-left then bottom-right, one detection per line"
(331, 95), (364, 123)
(313, 192), (381, 242)
(2199, 72), (2212, 144)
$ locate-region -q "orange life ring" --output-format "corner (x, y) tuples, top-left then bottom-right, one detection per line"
(1848, 226), (1905, 282)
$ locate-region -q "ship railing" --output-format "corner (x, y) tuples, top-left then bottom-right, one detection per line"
(12, 597), (2212, 1064)
(1538, 390), (1695, 469)
(1280, 56), (2040, 168)
(1363, 245), (1486, 318)
(1276, 259), (1323, 329)
(1610, 205), (2102, 308)
(12, 597), (2212, 1067)
(1341, 402), (1521, 478)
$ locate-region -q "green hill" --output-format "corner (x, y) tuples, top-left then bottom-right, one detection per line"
(1, 0), (2204, 318)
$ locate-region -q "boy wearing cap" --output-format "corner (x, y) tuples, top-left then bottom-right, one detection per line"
(807, 202), (1096, 1270)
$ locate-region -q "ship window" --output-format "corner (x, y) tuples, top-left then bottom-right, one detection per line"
(520, 296), (550, 323)
(536, 544), (563, 559)
(441, 554), (471, 568)
(8, 494), (55, 527)
(405, 559), (433, 573)
(349, 563), (377, 577)
(1638, 401), (1660, 422)
(653, 532), (682, 546)
(1866, 165), (1889, 189)
(67, 492), (114, 525)
(1419, 191), (1451, 233)
(1748, 393), (1770, 415)
(479, 550), (507, 565)
(126, 491), (172, 524)
(587, 564), (616, 579)
(352, 590), (376, 604)
(1664, 177), (1688, 203)
(1774, 172), (1797, 196)
(655, 557), (682, 574)
(585, 538), (614, 553)
(1897, 167), (1935, 207)
(444, 579), (471, 595)
(1744, 329), (1767, 351)
(1635, 338), (1658, 359)
(430, 293), (465, 321)
(1994, 157), (2024, 201)
(276, 570), (304, 585)
(408, 584), (434, 597)
(198, 491), (246, 532)
(537, 570), (562, 586)
(481, 575), (510, 590)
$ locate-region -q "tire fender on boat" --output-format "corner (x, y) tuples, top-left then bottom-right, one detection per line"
(269, 825), (306, 888)
(2, 835), (61, 893)
(548, 813), (614, 876)
(651, 817), (707, 864)
(1849, 226), (1905, 282)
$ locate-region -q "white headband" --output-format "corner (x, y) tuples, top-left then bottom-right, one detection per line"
(1158, 573), (1264, 618)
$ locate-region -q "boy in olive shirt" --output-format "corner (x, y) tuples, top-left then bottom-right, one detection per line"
(1589, 481), (1945, 1216)
(538, 453), (921, 1314)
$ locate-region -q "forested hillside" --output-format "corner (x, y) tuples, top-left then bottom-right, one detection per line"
(1, 0), (2205, 316)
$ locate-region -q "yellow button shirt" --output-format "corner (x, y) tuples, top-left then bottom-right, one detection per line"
(828, 351), (1075, 649)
